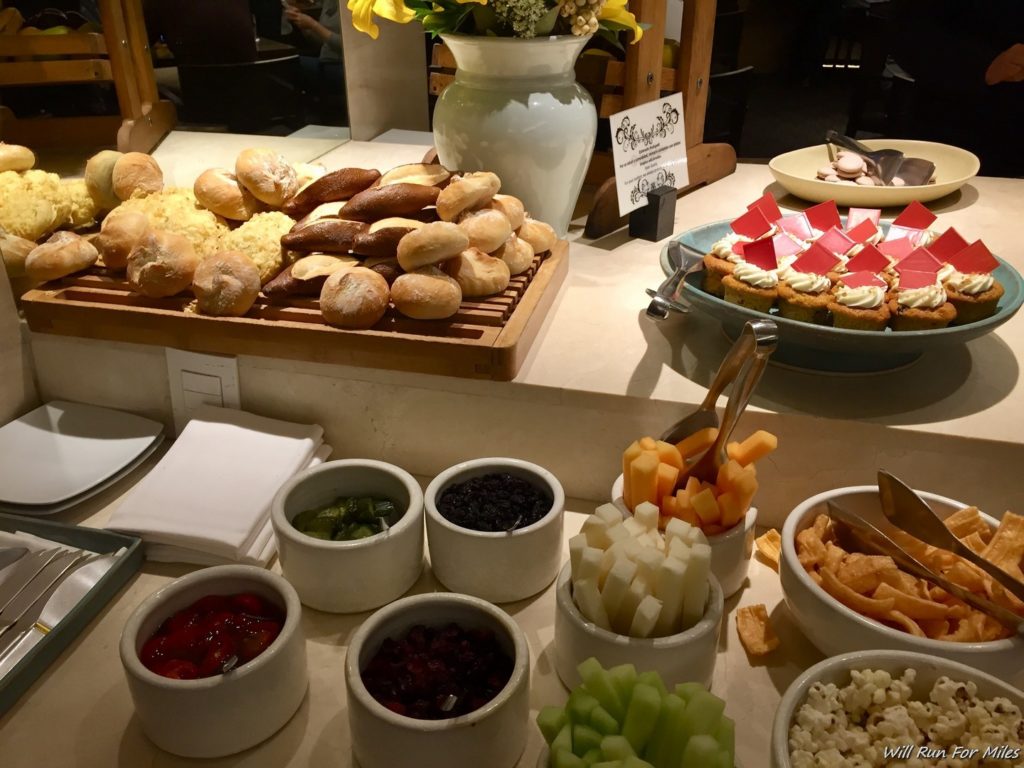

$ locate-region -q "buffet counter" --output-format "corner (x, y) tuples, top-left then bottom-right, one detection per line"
(24, 133), (1024, 525)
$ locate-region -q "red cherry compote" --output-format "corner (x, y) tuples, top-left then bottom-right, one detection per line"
(361, 623), (514, 720)
(140, 592), (284, 680)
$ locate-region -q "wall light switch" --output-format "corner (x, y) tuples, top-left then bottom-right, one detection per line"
(166, 348), (241, 434)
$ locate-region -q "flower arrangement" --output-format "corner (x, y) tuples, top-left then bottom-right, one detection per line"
(348, 0), (642, 44)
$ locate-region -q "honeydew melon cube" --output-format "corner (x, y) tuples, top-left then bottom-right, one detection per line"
(714, 715), (735, 766)
(613, 578), (648, 635)
(680, 690), (726, 738)
(592, 762), (624, 768)
(538, 705), (568, 744)
(634, 501), (661, 531)
(574, 577), (612, 630)
(568, 690), (600, 724)
(578, 658), (625, 721)
(621, 758), (655, 768)
(582, 748), (604, 766)
(573, 724), (604, 756)
(636, 670), (668, 699)
(680, 734), (721, 768)
(628, 595), (663, 638)
(551, 723), (573, 754)
(595, 503), (624, 525)
(606, 524), (630, 545)
(600, 735), (636, 760)
(680, 543), (711, 629)
(553, 748), (587, 768)
(570, 534), (589, 576)
(577, 546), (605, 584)
(652, 555), (687, 636)
(634, 548), (665, 584)
(582, 516), (612, 549)
(601, 558), (639, 624)
(714, 750), (732, 768)
(608, 663), (638, 709)
(673, 682), (705, 703)
(621, 683), (661, 753)
(589, 705), (621, 735)
(623, 517), (646, 538)
(643, 692), (684, 768)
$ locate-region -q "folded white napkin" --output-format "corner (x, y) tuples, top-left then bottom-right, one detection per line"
(106, 405), (327, 566)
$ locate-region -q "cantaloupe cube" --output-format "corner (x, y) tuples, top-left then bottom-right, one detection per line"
(654, 441), (683, 470)
(717, 491), (745, 529)
(701, 481), (721, 499)
(716, 459), (745, 491)
(704, 524), (726, 536)
(729, 430), (778, 466)
(674, 502), (700, 528)
(732, 467), (758, 505)
(655, 463), (680, 505)
(622, 440), (644, 511)
(639, 436), (657, 451)
(675, 428), (718, 461)
(661, 496), (678, 519)
(629, 451), (660, 511)
(691, 489), (721, 526)
(684, 476), (701, 499)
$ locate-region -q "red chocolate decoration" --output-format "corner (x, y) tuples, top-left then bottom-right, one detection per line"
(730, 207), (773, 239)
(845, 244), (890, 274)
(840, 271), (887, 289)
(879, 237), (914, 261)
(816, 226), (856, 256)
(772, 232), (804, 259)
(846, 208), (881, 228)
(892, 200), (937, 230)
(746, 192), (782, 223)
(743, 237), (778, 271)
(778, 213), (813, 240)
(845, 219), (879, 244)
(790, 242), (840, 274)
(896, 247), (941, 274)
(929, 228), (970, 263)
(897, 270), (939, 291)
(804, 200), (841, 232)
(884, 224), (921, 243)
(949, 240), (999, 275)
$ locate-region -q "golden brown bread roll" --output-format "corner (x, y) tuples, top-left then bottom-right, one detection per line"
(352, 217), (424, 257)
(391, 266), (462, 320)
(192, 251), (262, 316)
(127, 230), (199, 297)
(491, 233), (534, 276)
(281, 167), (381, 217)
(0, 143), (35, 173)
(320, 266), (390, 329)
(363, 255), (402, 286)
(24, 232), (98, 282)
(293, 162), (326, 192)
(282, 218), (367, 253)
(436, 172), (500, 221)
(194, 168), (263, 221)
(112, 152), (164, 200)
(84, 150), (123, 210)
(444, 247), (511, 297)
(396, 221), (468, 272)
(92, 209), (150, 270)
(235, 148), (300, 207)
(490, 194), (525, 230)
(458, 208), (512, 253)
(517, 218), (557, 253)
(263, 254), (358, 298)
(1, 229), (38, 278)
(340, 183), (440, 222)
(377, 163), (451, 188)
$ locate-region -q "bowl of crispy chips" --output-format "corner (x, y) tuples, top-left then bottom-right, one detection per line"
(780, 486), (1024, 683)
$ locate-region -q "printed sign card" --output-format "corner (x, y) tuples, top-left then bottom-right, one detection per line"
(610, 94), (688, 216)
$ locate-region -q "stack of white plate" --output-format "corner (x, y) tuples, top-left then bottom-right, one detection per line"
(0, 401), (164, 515)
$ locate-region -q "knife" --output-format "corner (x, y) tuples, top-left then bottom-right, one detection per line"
(0, 553), (119, 676)
(0, 548), (66, 615)
(0, 550), (88, 640)
(0, 547), (27, 572)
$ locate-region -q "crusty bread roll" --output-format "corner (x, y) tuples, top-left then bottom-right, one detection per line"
(1, 229), (37, 278)
(293, 162), (326, 192)
(352, 217), (424, 258)
(263, 254), (358, 298)
(127, 230), (199, 297)
(320, 266), (390, 329)
(192, 250), (262, 316)
(458, 208), (512, 253)
(377, 163), (450, 188)
(391, 266), (462, 320)
(92, 209), (150, 270)
(297, 201), (346, 227)
(490, 194), (525, 230)
(281, 167), (381, 217)
(112, 152), (164, 200)
(282, 218), (367, 253)
(445, 247), (510, 297)
(396, 221), (469, 272)
(25, 231), (98, 282)
(0, 143), (35, 173)
(340, 183), (440, 223)
(84, 150), (123, 210)
(194, 168), (262, 221)
(363, 255), (402, 286)
(235, 148), (300, 207)
(436, 172), (500, 221)
(492, 233), (534, 276)
(517, 218), (557, 254)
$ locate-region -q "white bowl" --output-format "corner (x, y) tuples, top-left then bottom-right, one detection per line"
(780, 486), (1024, 683)
(271, 459), (424, 613)
(552, 562), (724, 690)
(770, 649), (1024, 768)
(345, 592), (531, 768)
(611, 474), (757, 598)
(425, 458), (564, 603)
(119, 565), (307, 758)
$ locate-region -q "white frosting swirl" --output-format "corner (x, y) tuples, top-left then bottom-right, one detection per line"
(835, 284), (885, 309)
(845, 243), (864, 258)
(711, 232), (751, 262)
(936, 263), (956, 282)
(865, 229), (884, 245)
(776, 252), (800, 270)
(897, 283), (946, 309)
(783, 270), (831, 294)
(916, 229), (939, 247)
(945, 270), (995, 295)
(732, 261), (779, 289)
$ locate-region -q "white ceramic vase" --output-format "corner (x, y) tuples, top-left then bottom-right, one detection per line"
(433, 34), (598, 236)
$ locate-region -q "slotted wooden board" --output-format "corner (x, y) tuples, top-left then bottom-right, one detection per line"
(22, 241), (568, 381)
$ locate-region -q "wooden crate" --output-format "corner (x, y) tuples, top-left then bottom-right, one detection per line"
(21, 241), (569, 382)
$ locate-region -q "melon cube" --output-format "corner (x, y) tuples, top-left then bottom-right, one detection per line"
(638, 436), (657, 451)
(537, 705), (568, 744)
(582, 515), (612, 549)
(730, 429), (778, 466)
(623, 517), (646, 538)
(655, 462), (679, 506)
(606, 524), (630, 545)
(680, 690), (726, 736)
(629, 595), (662, 638)
(675, 427), (718, 461)
(622, 440), (644, 510)
(717, 491), (746, 530)
(680, 734), (721, 768)
(635, 500), (660, 531)
(716, 459), (745, 490)
(621, 683), (661, 753)
(578, 658), (624, 721)
(654, 440), (684, 470)
(660, 497), (678, 520)
(595, 503), (624, 525)
(589, 704), (621, 735)
(567, 689), (600, 723)
(684, 475), (702, 498)
(628, 451), (660, 511)
(552, 723), (573, 754)
(601, 735), (636, 760)
(691, 489), (721, 526)
(732, 467), (758, 507)
(573, 724), (604, 756)
(664, 517), (694, 546)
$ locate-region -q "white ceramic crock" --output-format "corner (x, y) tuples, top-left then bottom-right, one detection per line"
(119, 565), (307, 758)
(345, 592), (531, 768)
(433, 34), (597, 236)
(553, 562), (724, 690)
(425, 457), (564, 603)
(271, 459), (424, 613)
(780, 486), (1024, 684)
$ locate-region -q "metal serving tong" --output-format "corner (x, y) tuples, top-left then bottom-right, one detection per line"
(826, 501), (1024, 636)
(826, 130), (935, 186)
(877, 471), (1024, 604)
(645, 241), (704, 319)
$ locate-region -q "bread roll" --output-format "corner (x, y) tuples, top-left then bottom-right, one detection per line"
(112, 152), (164, 200)
(490, 194), (525, 230)
(92, 209), (150, 270)
(517, 218), (557, 253)
(458, 208), (512, 253)
(282, 218), (367, 253)
(25, 232), (98, 282)
(391, 266), (462, 320)
(1, 229), (37, 278)
(127, 230), (199, 297)
(363, 255), (401, 286)
(436, 172), (500, 221)
(192, 250), (262, 316)
(0, 143), (35, 173)
(297, 201), (347, 227)
(235, 148), (299, 207)
(492, 233), (534, 276)
(293, 162), (326, 192)
(445, 247), (510, 297)
(320, 266), (390, 329)
(341, 183), (440, 223)
(194, 168), (262, 221)
(352, 217), (424, 257)
(263, 254), (358, 298)
(396, 221), (468, 271)
(84, 150), (123, 210)
(377, 163), (450, 188)
(281, 167), (381, 217)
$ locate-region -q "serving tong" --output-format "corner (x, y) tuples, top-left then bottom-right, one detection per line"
(826, 130), (935, 187)
(644, 241), (704, 319)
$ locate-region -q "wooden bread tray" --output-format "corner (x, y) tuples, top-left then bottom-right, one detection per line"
(21, 240), (568, 381)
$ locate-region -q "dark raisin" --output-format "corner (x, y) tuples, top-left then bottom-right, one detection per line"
(436, 472), (552, 532)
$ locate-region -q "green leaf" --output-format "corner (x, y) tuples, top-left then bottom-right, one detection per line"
(596, 26), (625, 52)
(534, 4), (560, 35)
(471, 3), (498, 32)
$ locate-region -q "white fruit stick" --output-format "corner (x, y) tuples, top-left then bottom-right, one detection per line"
(634, 547), (665, 584)
(573, 577), (611, 630)
(629, 595), (663, 638)
(691, 527), (709, 547)
(601, 558), (638, 627)
(621, 538), (644, 561)
(665, 518), (694, 547)
(594, 503), (623, 525)
(615, 576), (648, 634)
(667, 536), (691, 562)
(577, 546), (605, 585)
(623, 517), (646, 538)
(569, 534), (589, 577)
(605, 523), (630, 545)
(681, 542), (711, 629)
(652, 555), (688, 636)
(581, 515), (611, 549)
(634, 501), (660, 531)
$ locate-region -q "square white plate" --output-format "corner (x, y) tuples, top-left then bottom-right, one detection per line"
(0, 401), (164, 506)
